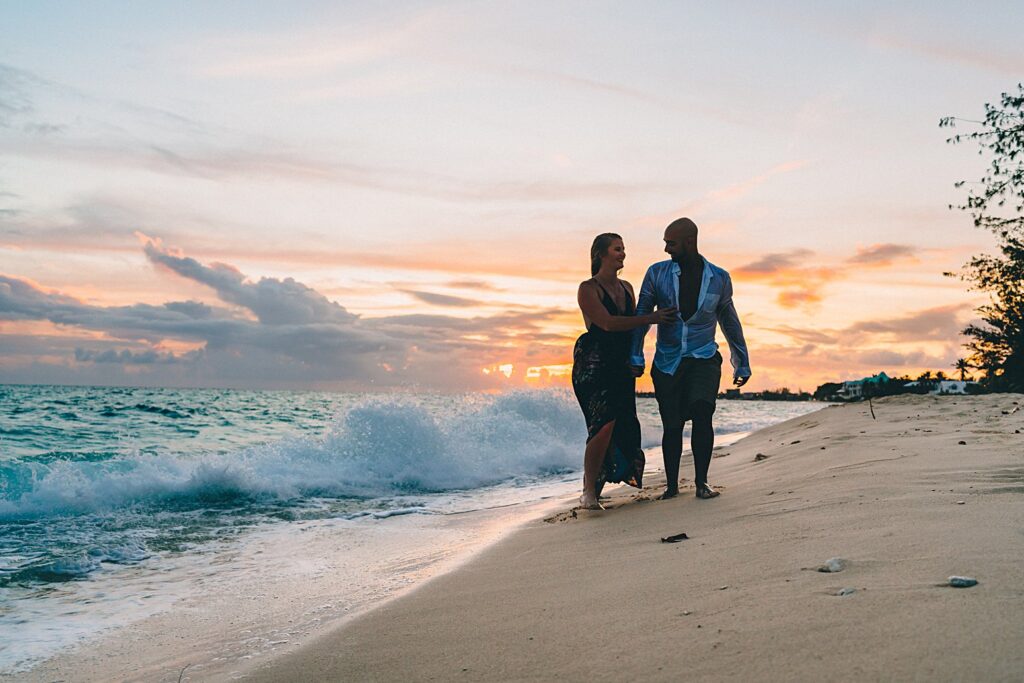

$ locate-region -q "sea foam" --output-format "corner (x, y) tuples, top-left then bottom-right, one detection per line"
(0, 391), (585, 520)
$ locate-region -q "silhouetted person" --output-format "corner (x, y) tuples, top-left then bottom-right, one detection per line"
(630, 218), (751, 499)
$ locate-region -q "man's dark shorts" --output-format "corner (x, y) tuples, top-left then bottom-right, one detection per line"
(651, 352), (723, 428)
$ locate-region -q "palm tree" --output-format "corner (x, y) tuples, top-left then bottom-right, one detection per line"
(953, 358), (971, 382)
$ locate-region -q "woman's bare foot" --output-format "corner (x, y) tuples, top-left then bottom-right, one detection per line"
(579, 493), (605, 510)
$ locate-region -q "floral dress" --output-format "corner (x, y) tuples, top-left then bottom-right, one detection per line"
(571, 279), (645, 493)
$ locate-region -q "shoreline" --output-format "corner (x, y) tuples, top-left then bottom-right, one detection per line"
(245, 394), (1024, 682)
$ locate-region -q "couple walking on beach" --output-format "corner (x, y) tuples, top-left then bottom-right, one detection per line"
(572, 217), (752, 510)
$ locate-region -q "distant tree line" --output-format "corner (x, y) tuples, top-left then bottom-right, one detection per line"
(638, 388), (813, 401)
(722, 387), (813, 401)
(640, 370), (985, 403)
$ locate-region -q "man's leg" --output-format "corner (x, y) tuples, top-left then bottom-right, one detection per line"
(690, 400), (715, 490)
(661, 425), (683, 498)
(652, 367), (684, 499)
(688, 353), (722, 498)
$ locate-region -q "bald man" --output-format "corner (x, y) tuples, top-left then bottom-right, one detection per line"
(630, 217), (752, 499)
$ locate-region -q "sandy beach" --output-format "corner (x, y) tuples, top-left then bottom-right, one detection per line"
(244, 393), (1024, 682)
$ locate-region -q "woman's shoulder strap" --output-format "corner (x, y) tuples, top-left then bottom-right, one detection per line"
(589, 277), (613, 300)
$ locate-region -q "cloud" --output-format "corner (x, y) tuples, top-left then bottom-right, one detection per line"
(767, 325), (840, 345)
(848, 348), (933, 367)
(769, 304), (971, 348)
(0, 238), (578, 389)
(0, 62), (207, 136)
(776, 290), (822, 308)
(734, 249), (816, 276)
(190, 7), (750, 128)
(7, 127), (663, 204)
(74, 347), (200, 364)
(141, 234), (357, 325)
(1, 199), (157, 254)
(0, 199), (578, 282)
(0, 275), (90, 320)
(400, 289), (484, 307)
(0, 64), (37, 128)
(749, 304), (972, 389)
(445, 279), (503, 291)
(3, 62), (661, 206)
(734, 249), (835, 309)
(846, 304), (971, 342)
(374, 309), (570, 350)
(752, 303), (973, 387)
(748, 341), (963, 389)
(846, 243), (917, 266)
(734, 240), (928, 311)
(0, 271), (415, 386)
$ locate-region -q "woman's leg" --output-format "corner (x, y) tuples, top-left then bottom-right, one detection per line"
(581, 420), (615, 508)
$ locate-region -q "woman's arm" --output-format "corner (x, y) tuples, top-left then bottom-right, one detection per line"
(629, 268), (656, 370)
(578, 281), (676, 332)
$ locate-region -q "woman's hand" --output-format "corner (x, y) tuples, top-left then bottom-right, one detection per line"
(647, 306), (678, 325)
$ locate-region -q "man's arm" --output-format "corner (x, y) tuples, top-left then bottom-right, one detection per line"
(630, 266), (656, 369)
(717, 272), (752, 383)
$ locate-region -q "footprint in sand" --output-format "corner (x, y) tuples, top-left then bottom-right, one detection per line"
(544, 509), (579, 523)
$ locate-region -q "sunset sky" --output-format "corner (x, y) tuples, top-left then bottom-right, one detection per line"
(1, 1), (1021, 392)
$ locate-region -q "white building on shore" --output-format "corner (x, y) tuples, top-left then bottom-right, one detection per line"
(903, 379), (979, 395)
(838, 372), (890, 399)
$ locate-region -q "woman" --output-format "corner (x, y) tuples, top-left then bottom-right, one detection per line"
(573, 233), (677, 509)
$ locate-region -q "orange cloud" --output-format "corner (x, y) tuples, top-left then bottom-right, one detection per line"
(733, 249), (836, 309)
(777, 290), (823, 308)
(732, 241), (932, 310)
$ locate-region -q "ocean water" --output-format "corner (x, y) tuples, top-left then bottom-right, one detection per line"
(0, 384), (821, 673)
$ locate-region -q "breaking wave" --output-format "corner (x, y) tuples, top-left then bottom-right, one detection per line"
(0, 391), (585, 520)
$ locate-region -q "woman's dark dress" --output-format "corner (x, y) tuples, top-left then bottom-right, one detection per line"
(572, 280), (645, 493)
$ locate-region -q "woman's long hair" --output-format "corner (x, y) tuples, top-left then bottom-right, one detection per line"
(590, 233), (622, 276)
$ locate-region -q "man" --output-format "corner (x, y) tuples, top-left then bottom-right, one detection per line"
(630, 217), (751, 499)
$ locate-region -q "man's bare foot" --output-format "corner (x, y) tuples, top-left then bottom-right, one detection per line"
(657, 488), (679, 500)
(579, 493), (605, 510)
(695, 484), (720, 499)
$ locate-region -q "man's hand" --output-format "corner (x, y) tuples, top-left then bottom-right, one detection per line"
(733, 374), (750, 387)
(629, 365), (645, 378)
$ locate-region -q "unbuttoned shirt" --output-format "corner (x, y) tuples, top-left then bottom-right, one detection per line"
(630, 257), (752, 378)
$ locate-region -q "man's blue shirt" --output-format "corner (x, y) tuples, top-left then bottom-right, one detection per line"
(630, 257), (752, 378)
